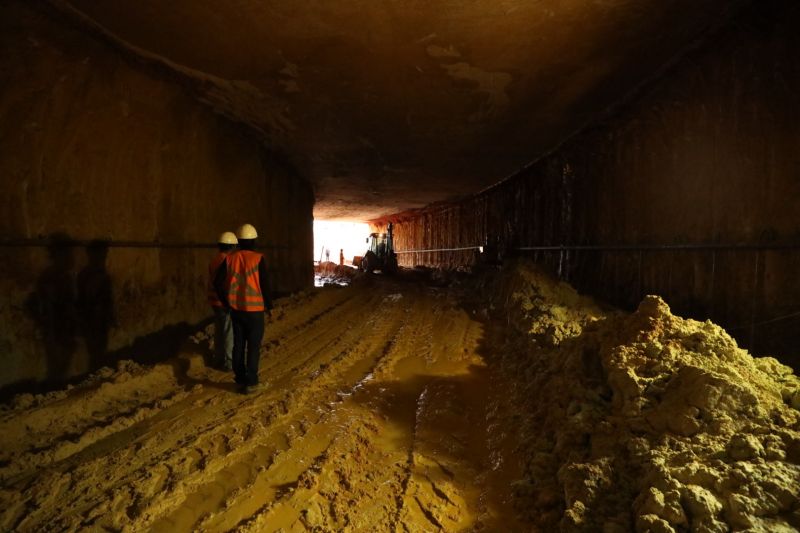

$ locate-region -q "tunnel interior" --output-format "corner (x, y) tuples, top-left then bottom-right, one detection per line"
(1, 0), (799, 531)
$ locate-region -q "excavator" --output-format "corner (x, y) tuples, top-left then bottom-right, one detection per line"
(354, 223), (399, 274)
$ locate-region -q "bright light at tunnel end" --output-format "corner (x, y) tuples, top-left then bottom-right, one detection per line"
(313, 220), (371, 265)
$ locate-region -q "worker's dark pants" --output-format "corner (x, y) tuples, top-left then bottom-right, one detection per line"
(231, 310), (265, 386)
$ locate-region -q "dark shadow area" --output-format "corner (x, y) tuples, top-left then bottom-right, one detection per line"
(108, 316), (250, 395)
(0, 318), (213, 405)
(77, 239), (114, 370)
(168, 346), (243, 395)
(25, 232), (79, 385)
(108, 320), (209, 368)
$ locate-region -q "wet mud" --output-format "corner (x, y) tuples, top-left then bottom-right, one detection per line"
(1, 262), (798, 532)
(0, 276), (523, 531)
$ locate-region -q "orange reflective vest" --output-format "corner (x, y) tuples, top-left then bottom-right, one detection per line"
(207, 251), (230, 307)
(225, 250), (265, 312)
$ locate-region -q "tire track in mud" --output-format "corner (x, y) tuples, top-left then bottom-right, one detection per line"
(217, 290), (437, 532)
(390, 300), (484, 532)
(1, 279), (525, 532)
(0, 365), (189, 483)
(149, 292), (412, 531)
(0, 288), (356, 487)
(389, 309), (437, 531)
(1, 283), (413, 531)
(3, 284), (380, 527)
(220, 288), (513, 532)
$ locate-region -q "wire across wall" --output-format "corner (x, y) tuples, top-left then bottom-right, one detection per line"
(0, 238), (293, 250)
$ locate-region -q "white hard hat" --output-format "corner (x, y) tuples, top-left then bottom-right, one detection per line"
(218, 231), (238, 245)
(236, 223), (258, 239)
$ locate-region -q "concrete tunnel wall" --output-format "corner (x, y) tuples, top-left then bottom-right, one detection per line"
(0, 1), (314, 391)
(373, 0), (800, 368)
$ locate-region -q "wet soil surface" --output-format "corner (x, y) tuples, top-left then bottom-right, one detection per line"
(7, 262), (797, 531)
(0, 276), (525, 532)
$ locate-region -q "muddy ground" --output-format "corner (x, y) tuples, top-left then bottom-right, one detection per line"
(1, 262), (799, 532)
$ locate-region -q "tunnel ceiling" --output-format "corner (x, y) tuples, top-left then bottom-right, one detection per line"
(55, 0), (737, 220)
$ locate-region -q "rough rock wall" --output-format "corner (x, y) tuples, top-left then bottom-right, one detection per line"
(0, 1), (314, 390)
(374, 0), (800, 367)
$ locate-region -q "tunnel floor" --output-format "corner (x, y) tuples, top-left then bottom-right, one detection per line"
(0, 276), (526, 531)
(2, 263), (799, 531)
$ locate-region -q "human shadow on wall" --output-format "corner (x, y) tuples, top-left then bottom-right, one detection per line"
(25, 233), (79, 384)
(77, 239), (115, 370)
(9, 236), (211, 401)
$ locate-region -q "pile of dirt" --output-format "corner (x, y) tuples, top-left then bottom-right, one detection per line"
(314, 261), (359, 286)
(493, 260), (608, 346)
(486, 260), (800, 531)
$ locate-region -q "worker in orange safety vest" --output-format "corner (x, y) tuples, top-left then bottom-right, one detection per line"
(213, 223), (273, 393)
(208, 231), (238, 370)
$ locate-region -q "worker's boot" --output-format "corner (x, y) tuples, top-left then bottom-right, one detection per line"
(245, 382), (268, 394)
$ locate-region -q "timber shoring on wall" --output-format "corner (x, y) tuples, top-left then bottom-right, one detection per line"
(371, 0), (800, 368)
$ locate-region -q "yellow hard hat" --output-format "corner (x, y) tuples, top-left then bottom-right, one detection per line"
(218, 231), (238, 245)
(236, 223), (258, 239)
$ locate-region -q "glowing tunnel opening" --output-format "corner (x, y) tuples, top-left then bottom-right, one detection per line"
(313, 220), (371, 266)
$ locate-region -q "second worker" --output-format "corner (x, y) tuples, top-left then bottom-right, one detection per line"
(214, 223), (273, 394)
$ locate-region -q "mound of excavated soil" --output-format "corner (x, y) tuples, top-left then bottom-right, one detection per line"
(486, 260), (800, 531)
(314, 261), (359, 286)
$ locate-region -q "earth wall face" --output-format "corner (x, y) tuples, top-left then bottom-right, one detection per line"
(374, 1), (800, 367)
(0, 1), (313, 389)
